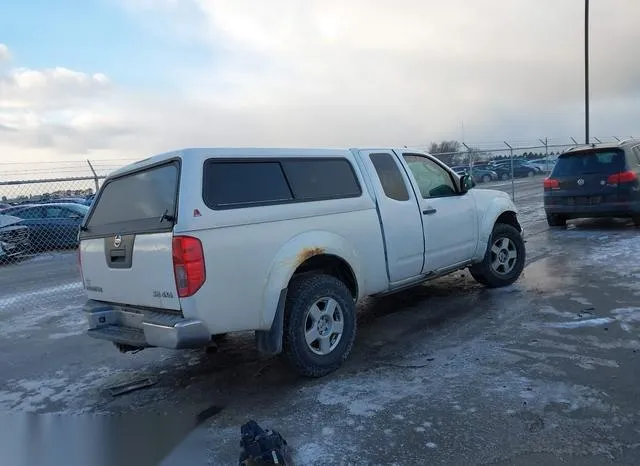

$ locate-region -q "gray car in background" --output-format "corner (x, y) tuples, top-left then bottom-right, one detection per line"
(0, 214), (30, 262)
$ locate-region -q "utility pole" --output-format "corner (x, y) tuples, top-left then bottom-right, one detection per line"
(585, 0), (590, 144)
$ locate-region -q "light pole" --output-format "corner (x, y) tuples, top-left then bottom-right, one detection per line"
(585, 0), (590, 144)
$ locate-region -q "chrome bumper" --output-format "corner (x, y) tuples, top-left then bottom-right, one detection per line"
(83, 300), (211, 349)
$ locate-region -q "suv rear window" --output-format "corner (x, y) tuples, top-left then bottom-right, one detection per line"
(203, 158), (361, 209)
(84, 161), (179, 236)
(552, 149), (626, 177)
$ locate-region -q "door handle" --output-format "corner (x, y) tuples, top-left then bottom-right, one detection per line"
(422, 207), (437, 215)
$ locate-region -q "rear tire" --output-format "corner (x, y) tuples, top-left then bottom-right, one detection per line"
(283, 274), (356, 378)
(546, 214), (567, 228)
(632, 216), (640, 227)
(469, 223), (526, 288)
(482, 175), (491, 183)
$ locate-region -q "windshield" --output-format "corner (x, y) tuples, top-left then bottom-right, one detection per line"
(552, 149), (625, 177)
(85, 161), (179, 236)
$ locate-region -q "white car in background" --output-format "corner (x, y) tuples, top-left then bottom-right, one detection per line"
(528, 158), (557, 173)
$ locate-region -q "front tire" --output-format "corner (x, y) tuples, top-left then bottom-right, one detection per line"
(501, 173), (510, 181)
(632, 215), (640, 227)
(527, 170), (535, 177)
(283, 274), (356, 378)
(482, 175), (491, 183)
(469, 223), (526, 288)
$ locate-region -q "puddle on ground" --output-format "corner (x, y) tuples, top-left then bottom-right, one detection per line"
(519, 256), (576, 295)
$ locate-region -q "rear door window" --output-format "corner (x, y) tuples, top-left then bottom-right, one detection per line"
(552, 149), (625, 177)
(369, 153), (410, 201)
(85, 161), (180, 236)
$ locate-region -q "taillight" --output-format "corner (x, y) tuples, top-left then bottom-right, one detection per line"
(607, 171), (638, 185)
(172, 236), (206, 298)
(543, 178), (559, 190)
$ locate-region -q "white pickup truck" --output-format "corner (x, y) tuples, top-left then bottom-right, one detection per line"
(79, 148), (525, 377)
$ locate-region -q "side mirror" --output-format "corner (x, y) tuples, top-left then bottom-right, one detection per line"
(460, 174), (475, 193)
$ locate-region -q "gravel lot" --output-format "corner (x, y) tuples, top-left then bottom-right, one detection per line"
(1, 177), (640, 466)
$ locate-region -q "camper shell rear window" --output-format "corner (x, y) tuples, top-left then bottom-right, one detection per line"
(82, 160), (180, 237)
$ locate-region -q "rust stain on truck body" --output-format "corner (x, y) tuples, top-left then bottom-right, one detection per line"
(296, 247), (325, 266)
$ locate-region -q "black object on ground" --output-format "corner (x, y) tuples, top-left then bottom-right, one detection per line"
(238, 420), (292, 465)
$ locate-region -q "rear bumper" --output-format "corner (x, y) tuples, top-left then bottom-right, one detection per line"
(83, 300), (211, 349)
(544, 201), (640, 217)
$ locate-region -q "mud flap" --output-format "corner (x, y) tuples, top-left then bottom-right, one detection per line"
(255, 288), (287, 356)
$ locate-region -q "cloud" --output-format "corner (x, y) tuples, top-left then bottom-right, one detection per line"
(126, 0), (640, 140)
(3, 0), (640, 172)
(0, 43), (10, 62)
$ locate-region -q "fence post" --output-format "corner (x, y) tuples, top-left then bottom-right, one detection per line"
(504, 142), (514, 201)
(538, 138), (549, 173)
(86, 160), (99, 193)
(462, 143), (472, 179)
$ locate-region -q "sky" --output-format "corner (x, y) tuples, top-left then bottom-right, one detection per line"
(1, 0), (640, 180)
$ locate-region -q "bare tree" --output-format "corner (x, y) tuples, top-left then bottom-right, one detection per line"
(428, 140), (461, 165)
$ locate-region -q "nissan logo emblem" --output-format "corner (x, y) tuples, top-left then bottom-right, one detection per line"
(113, 234), (122, 248)
(577, 178), (585, 186)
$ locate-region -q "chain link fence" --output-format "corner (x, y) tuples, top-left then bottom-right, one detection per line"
(0, 136), (632, 328)
(0, 177), (104, 336)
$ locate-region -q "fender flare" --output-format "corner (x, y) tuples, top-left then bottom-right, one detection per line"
(474, 198), (520, 260)
(255, 230), (362, 355)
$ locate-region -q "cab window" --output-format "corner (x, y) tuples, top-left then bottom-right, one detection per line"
(403, 154), (457, 198)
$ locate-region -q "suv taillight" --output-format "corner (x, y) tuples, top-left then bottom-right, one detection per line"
(172, 236), (206, 298)
(607, 171), (638, 185)
(543, 178), (559, 190)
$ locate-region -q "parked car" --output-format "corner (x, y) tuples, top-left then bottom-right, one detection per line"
(0, 214), (30, 262)
(451, 165), (498, 183)
(0, 203), (88, 250)
(528, 158), (556, 173)
(79, 147), (525, 378)
(543, 139), (640, 227)
(40, 197), (89, 206)
(472, 163), (512, 181)
(489, 159), (539, 178)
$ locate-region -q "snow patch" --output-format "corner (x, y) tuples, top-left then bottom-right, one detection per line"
(0, 366), (122, 413)
(1, 282), (83, 305)
(570, 296), (593, 306)
(321, 427), (334, 436)
(611, 308), (640, 332)
(1, 303), (85, 338)
(545, 318), (614, 329)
